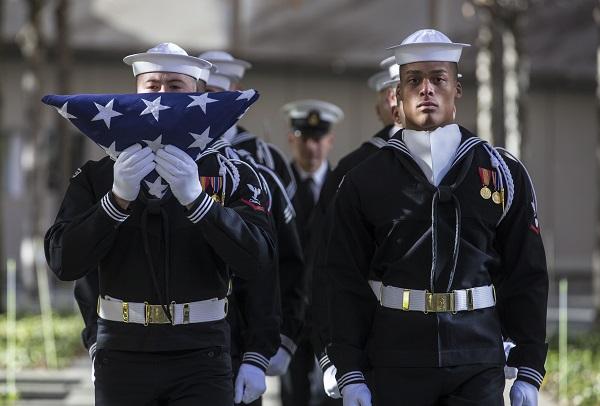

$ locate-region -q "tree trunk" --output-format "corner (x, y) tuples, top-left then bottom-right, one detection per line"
(17, 0), (46, 303)
(55, 0), (73, 193)
(0, 0), (6, 312)
(592, 0), (600, 322)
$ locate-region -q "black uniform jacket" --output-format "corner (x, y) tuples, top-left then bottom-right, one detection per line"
(45, 150), (275, 353)
(327, 127), (548, 389)
(230, 127), (297, 199)
(230, 138), (307, 351)
(312, 125), (395, 361)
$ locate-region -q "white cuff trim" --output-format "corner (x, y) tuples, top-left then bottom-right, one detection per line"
(518, 367), (543, 386)
(337, 371), (366, 391)
(280, 334), (297, 354)
(187, 194), (214, 223)
(101, 193), (128, 222)
(242, 352), (270, 370)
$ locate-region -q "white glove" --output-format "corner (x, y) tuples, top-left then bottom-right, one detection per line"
(234, 364), (266, 404)
(323, 365), (341, 399)
(341, 383), (372, 406)
(112, 144), (155, 201)
(510, 380), (538, 406)
(266, 347), (292, 376)
(155, 145), (202, 206)
(504, 341), (517, 379)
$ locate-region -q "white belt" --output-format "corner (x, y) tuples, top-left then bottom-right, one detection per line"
(368, 280), (495, 313)
(97, 296), (228, 326)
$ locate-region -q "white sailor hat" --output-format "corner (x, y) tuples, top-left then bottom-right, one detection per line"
(387, 29), (470, 66)
(378, 56), (400, 89)
(205, 70), (236, 91)
(199, 51), (252, 81)
(367, 71), (392, 92)
(282, 99), (344, 138)
(123, 42), (213, 82)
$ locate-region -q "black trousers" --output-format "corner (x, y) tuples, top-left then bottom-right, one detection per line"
(280, 338), (342, 406)
(95, 347), (233, 406)
(370, 364), (505, 406)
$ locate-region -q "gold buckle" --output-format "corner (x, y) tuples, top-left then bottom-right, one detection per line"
(183, 303), (190, 324)
(144, 302), (171, 325)
(122, 302), (129, 322)
(401, 289), (410, 311)
(425, 292), (455, 313)
(466, 288), (474, 311)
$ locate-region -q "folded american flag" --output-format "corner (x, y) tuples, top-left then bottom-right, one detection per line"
(42, 90), (259, 198)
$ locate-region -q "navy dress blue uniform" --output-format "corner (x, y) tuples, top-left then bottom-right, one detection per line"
(228, 128), (308, 356)
(326, 127), (548, 405)
(210, 137), (306, 406)
(311, 125), (399, 371)
(45, 150), (275, 405)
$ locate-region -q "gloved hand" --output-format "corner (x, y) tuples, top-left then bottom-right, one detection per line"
(112, 144), (155, 201)
(504, 341), (517, 379)
(234, 364), (266, 404)
(510, 380), (538, 406)
(341, 383), (372, 406)
(266, 347), (292, 376)
(323, 365), (341, 399)
(155, 145), (202, 206)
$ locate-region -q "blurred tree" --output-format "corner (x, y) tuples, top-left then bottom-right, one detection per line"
(0, 0), (5, 312)
(472, 0), (529, 157)
(15, 0), (47, 303)
(593, 0), (600, 323)
(54, 0), (73, 194)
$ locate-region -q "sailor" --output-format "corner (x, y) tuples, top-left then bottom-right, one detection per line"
(46, 42), (275, 405)
(281, 99), (344, 406)
(326, 29), (548, 406)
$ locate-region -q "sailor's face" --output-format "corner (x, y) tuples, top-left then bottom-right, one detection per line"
(288, 132), (334, 173)
(375, 87), (397, 126)
(136, 72), (200, 93)
(398, 61), (461, 131)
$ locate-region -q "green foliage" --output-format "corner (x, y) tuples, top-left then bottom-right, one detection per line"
(545, 329), (600, 406)
(0, 313), (84, 370)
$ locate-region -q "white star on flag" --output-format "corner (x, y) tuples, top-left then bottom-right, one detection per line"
(142, 134), (165, 152)
(235, 89), (256, 101)
(188, 127), (212, 150)
(145, 176), (169, 198)
(140, 96), (171, 122)
(56, 102), (76, 119)
(102, 141), (121, 161)
(92, 99), (123, 129)
(186, 94), (219, 114)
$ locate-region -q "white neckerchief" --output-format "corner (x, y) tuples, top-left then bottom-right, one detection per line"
(402, 124), (461, 186)
(294, 160), (328, 202)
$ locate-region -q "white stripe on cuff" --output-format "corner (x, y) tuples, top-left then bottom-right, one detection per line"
(88, 342), (97, 358)
(337, 371), (365, 390)
(318, 354), (331, 370)
(101, 193), (128, 222)
(518, 367), (543, 385)
(188, 194), (214, 223)
(280, 334), (297, 354)
(242, 352), (270, 369)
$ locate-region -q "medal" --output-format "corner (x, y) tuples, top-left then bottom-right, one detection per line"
(478, 167), (492, 200)
(492, 191), (501, 204)
(480, 187), (492, 199)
